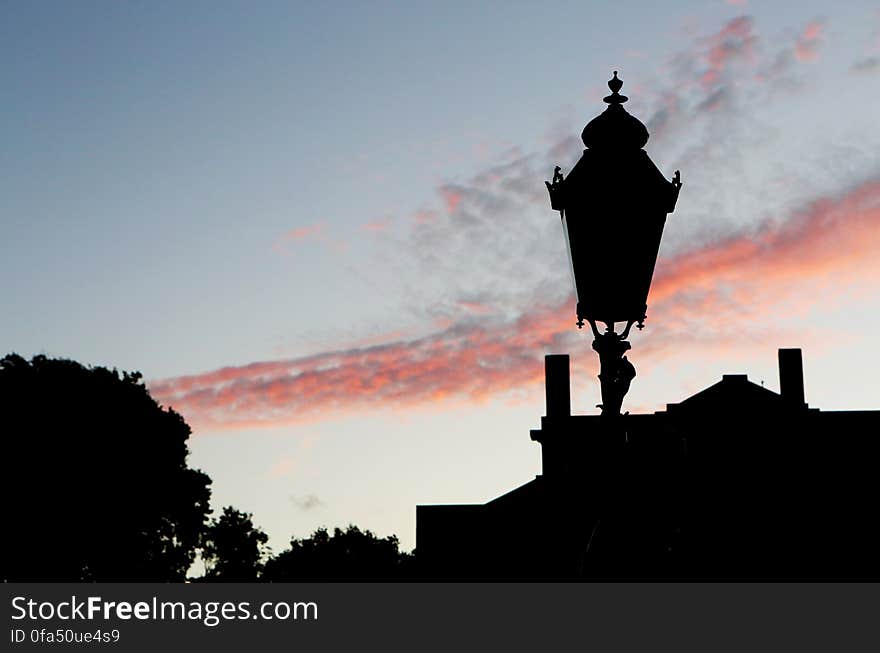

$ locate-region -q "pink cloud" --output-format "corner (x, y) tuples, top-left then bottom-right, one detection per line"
(362, 217), (393, 233)
(700, 16), (758, 89)
(151, 178), (880, 432)
(440, 187), (462, 215)
(272, 223), (325, 253)
(457, 300), (494, 315)
(650, 178), (880, 327)
(414, 210), (437, 225)
(795, 19), (824, 62)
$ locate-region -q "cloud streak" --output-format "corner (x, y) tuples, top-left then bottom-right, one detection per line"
(651, 177), (880, 326)
(850, 56), (880, 74)
(150, 177), (880, 431)
(361, 217), (393, 233)
(700, 15), (757, 88)
(291, 494), (323, 511)
(794, 19), (824, 62)
(273, 223), (325, 253)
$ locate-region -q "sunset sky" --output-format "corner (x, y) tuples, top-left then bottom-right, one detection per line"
(3, 1), (880, 553)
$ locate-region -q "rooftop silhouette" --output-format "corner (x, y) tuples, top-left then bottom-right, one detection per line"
(418, 73), (880, 579)
(417, 349), (880, 579)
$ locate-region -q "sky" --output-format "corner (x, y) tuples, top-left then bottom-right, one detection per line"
(3, 1), (880, 554)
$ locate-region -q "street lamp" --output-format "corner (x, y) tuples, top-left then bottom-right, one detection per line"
(546, 71), (682, 416)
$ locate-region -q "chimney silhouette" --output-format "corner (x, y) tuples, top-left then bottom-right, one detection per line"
(778, 348), (805, 406)
(545, 355), (571, 417)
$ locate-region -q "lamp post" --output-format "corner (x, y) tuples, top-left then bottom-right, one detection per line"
(546, 72), (682, 416)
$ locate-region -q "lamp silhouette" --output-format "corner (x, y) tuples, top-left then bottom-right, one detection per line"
(546, 71), (682, 415)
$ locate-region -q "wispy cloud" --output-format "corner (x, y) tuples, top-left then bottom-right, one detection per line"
(150, 177), (880, 431)
(651, 177), (880, 330)
(440, 187), (462, 215)
(272, 223), (325, 254)
(361, 217), (393, 233)
(150, 311), (565, 431)
(850, 56), (880, 74)
(848, 10), (880, 74)
(268, 457), (296, 479)
(794, 19), (825, 62)
(699, 15), (757, 88)
(291, 494), (323, 511)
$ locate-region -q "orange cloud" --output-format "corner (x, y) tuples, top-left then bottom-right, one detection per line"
(795, 19), (824, 62)
(457, 300), (494, 315)
(440, 187), (461, 215)
(700, 16), (757, 89)
(414, 209), (437, 225)
(362, 217), (392, 233)
(653, 178), (880, 307)
(151, 178), (880, 432)
(273, 223), (325, 253)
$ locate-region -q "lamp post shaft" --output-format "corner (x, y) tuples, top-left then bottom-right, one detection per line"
(590, 321), (636, 416)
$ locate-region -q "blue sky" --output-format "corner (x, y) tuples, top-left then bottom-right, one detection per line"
(3, 1), (880, 553)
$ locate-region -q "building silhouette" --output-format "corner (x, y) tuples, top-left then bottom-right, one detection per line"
(416, 349), (880, 579)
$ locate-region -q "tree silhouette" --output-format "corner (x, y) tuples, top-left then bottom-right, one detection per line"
(200, 506), (269, 581)
(262, 525), (414, 580)
(0, 354), (211, 581)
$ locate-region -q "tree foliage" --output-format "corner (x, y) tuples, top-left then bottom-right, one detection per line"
(0, 354), (211, 581)
(201, 506), (270, 581)
(0, 353), (417, 582)
(262, 525), (414, 580)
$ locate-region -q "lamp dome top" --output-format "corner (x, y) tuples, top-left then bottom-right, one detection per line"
(603, 71), (627, 104)
(582, 71), (649, 151)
